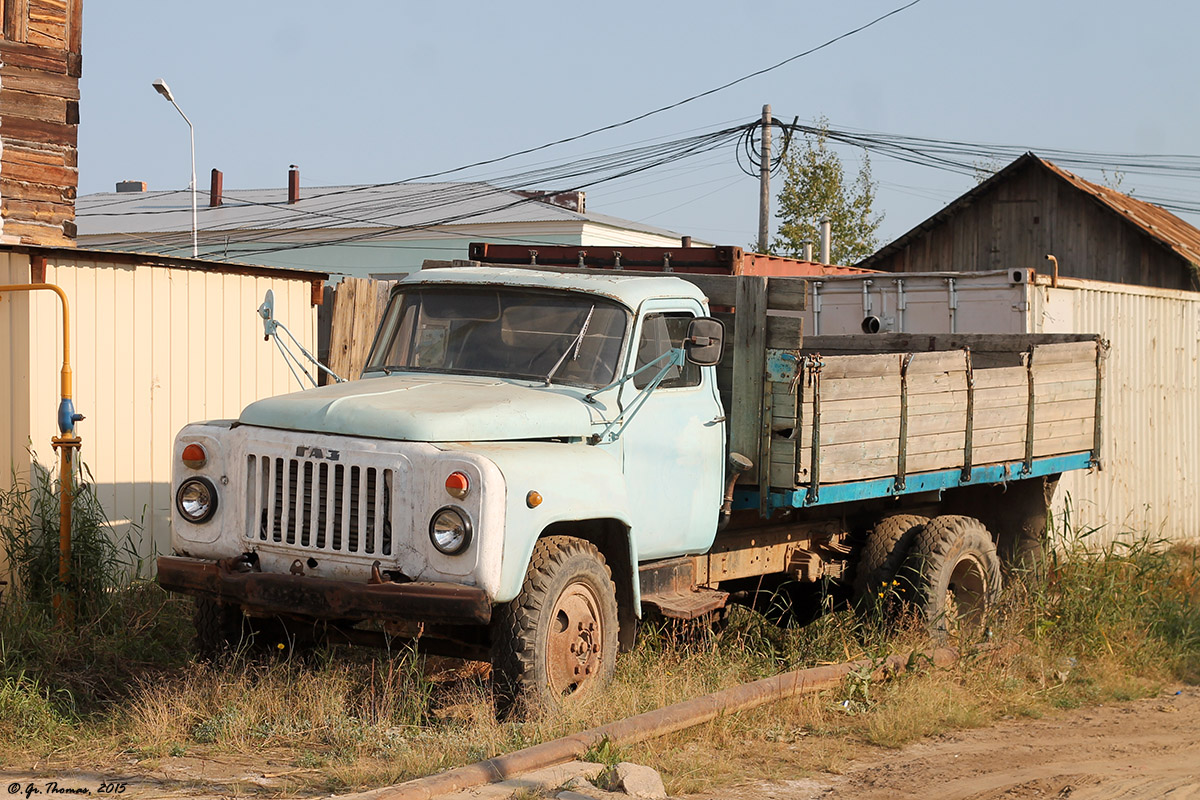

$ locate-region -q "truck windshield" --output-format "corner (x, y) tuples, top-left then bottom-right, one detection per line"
(363, 286), (629, 387)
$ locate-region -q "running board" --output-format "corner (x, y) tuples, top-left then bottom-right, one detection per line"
(641, 587), (729, 620)
(638, 556), (729, 620)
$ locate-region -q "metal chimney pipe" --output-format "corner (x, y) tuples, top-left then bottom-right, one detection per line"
(681, 236), (692, 248)
(819, 218), (832, 265)
(801, 241), (813, 262)
(288, 165), (300, 204)
(209, 168), (223, 207)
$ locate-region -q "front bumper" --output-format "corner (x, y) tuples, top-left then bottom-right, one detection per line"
(157, 555), (492, 625)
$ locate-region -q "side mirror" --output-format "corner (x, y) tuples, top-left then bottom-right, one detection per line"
(258, 289), (277, 340)
(684, 317), (725, 367)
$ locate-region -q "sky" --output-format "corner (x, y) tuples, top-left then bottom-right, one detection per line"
(76, 0), (1200, 255)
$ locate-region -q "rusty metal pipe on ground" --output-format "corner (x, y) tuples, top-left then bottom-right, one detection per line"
(0, 282), (81, 626)
(349, 647), (959, 800)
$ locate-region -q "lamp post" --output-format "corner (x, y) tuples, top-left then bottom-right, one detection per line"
(152, 78), (197, 258)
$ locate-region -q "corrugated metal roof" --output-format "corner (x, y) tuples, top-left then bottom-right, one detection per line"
(0, 242), (327, 280)
(75, 181), (691, 241)
(857, 153), (1200, 270)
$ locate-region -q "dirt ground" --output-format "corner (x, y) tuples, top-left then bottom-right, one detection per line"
(690, 686), (1200, 800)
(3, 687), (1196, 799)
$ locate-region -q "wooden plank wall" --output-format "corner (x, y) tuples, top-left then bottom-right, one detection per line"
(867, 160), (1196, 292)
(770, 338), (1101, 492)
(729, 277), (767, 483)
(0, 0), (82, 246)
(325, 277), (396, 381)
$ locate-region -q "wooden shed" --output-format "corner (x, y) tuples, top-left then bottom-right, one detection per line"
(858, 153), (1200, 291)
(1, 246), (326, 558)
(0, 0), (83, 247)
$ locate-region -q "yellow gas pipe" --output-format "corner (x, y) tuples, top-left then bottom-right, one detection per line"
(0, 282), (80, 626)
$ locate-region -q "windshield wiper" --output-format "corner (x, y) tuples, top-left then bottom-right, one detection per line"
(544, 304), (595, 386)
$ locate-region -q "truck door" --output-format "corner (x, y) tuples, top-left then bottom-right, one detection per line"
(618, 299), (726, 559)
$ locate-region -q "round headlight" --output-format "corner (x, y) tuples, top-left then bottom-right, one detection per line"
(176, 478), (218, 523)
(429, 507), (472, 555)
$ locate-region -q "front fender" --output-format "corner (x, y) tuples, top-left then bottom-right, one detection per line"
(436, 441), (636, 605)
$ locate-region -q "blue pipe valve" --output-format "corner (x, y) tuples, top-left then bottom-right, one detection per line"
(57, 398), (84, 436)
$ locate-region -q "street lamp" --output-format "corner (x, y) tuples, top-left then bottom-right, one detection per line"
(152, 78), (198, 258)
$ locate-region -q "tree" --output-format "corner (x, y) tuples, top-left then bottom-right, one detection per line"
(770, 121), (882, 266)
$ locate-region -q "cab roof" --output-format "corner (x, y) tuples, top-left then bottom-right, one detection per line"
(403, 266), (709, 310)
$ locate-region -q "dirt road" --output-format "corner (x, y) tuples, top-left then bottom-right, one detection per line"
(3, 688), (1196, 798)
(692, 687), (1200, 800)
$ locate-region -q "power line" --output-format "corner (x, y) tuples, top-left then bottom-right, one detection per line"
(212, 0), (926, 209)
(93, 124), (753, 259)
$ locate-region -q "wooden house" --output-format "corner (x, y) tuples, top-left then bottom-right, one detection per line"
(858, 153), (1200, 292)
(0, 0), (82, 247)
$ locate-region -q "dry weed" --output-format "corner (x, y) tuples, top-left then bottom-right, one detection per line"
(0, 531), (1195, 795)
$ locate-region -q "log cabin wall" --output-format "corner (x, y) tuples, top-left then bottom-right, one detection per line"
(0, 0), (81, 247)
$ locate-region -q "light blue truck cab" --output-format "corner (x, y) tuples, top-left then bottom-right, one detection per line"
(158, 264), (1104, 707)
(160, 267), (732, 703)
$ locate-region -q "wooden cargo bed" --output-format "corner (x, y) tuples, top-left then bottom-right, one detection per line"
(758, 335), (1104, 496)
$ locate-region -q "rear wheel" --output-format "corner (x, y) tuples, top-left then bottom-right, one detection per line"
(491, 536), (619, 712)
(902, 515), (1002, 638)
(853, 514), (928, 613)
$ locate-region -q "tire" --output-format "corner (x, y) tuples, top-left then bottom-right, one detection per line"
(902, 515), (1002, 639)
(783, 578), (847, 627)
(491, 536), (620, 712)
(193, 597), (247, 659)
(193, 598), (300, 659)
(853, 514), (929, 608)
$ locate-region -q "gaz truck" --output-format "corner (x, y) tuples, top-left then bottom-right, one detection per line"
(157, 260), (1104, 707)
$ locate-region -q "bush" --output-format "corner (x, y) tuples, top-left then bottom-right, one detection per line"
(0, 456), (190, 718)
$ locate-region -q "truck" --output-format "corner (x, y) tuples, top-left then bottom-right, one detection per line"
(157, 259), (1105, 708)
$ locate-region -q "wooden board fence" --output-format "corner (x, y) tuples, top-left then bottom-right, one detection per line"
(324, 277), (396, 382)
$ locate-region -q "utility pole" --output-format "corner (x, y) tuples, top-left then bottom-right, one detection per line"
(757, 104), (771, 253)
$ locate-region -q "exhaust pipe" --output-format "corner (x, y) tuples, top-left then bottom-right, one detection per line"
(717, 452), (754, 530)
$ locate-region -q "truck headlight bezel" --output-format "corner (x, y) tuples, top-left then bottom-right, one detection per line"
(429, 506), (472, 555)
(176, 477), (218, 524)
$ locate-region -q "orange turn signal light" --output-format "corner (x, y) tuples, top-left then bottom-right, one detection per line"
(181, 443), (207, 469)
(526, 490), (543, 508)
(445, 471), (470, 499)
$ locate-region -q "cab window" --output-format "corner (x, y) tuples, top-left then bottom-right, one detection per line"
(633, 313), (700, 389)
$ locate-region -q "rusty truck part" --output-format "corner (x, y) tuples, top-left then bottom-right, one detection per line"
(466, 242), (875, 276)
(156, 555), (492, 625)
(347, 647), (958, 800)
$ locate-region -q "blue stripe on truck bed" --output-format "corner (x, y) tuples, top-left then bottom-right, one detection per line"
(732, 452), (1094, 511)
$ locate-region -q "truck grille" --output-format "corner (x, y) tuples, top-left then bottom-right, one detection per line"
(246, 454), (392, 556)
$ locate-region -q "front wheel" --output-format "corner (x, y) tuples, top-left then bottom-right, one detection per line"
(491, 536), (619, 712)
(193, 597), (248, 659)
(902, 515), (1002, 639)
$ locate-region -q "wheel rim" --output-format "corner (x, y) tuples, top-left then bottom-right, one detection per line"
(947, 553), (990, 627)
(546, 580), (604, 697)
